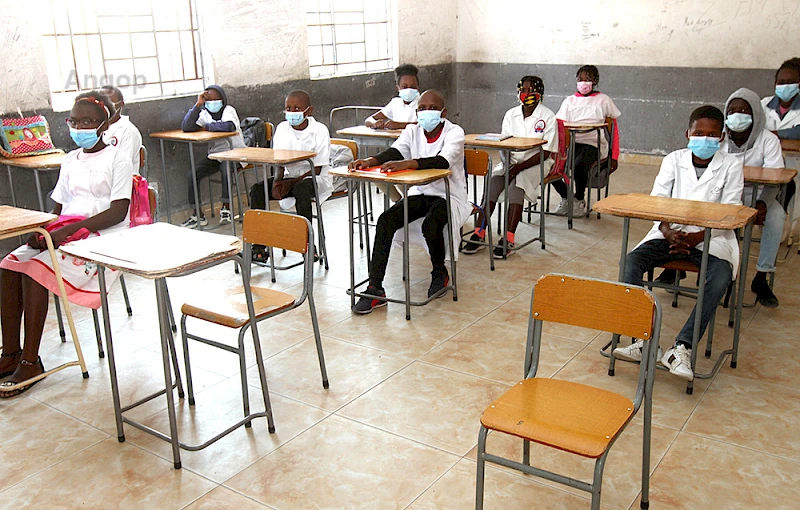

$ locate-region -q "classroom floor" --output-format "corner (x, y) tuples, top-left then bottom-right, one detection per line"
(2, 162), (800, 509)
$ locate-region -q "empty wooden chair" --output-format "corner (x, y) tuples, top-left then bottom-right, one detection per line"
(461, 149), (495, 270)
(476, 274), (662, 510)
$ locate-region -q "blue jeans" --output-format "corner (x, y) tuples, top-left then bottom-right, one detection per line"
(624, 239), (733, 348)
(743, 184), (785, 273)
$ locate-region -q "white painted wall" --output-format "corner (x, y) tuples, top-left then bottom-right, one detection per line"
(0, 12), (53, 114)
(398, 0), (458, 66)
(457, 0), (800, 69)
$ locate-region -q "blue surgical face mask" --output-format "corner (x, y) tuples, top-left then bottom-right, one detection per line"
(285, 107), (308, 127)
(70, 127), (102, 149)
(725, 112), (753, 132)
(417, 109), (443, 132)
(775, 83), (799, 103)
(205, 100), (224, 113)
(687, 136), (720, 160)
(398, 87), (420, 103)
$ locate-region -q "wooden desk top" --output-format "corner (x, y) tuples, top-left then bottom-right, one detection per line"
(329, 167), (450, 186)
(149, 129), (236, 142)
(208, 148), (316, 165)
(743, 166), (798, 185)
(0, 206), (57, 237)
(336, 125), (403, 139)
(564, 122), (608, 130)
(0, 151), (66, 169)
(592, 193), (756, 230)
(780, 139), (800, 154)
(60, 223), (242, 279)
(464, 134), (547, 151)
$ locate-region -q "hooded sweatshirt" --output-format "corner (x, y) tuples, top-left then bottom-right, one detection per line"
(181, 84), (246, 154)
(721, 87), (784, 203)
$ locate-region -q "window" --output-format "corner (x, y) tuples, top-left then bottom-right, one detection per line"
(306, 0), (396, 79)
(41, 0), (208, 111)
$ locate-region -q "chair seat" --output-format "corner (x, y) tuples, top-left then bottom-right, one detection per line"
(661, 259), (700, 273)
(480, 378), (634, 458)
(181, 286), (295, 328)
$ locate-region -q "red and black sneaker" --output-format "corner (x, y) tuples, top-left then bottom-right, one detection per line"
(352, 285), (388, 314)
(428, 268), (450, 299)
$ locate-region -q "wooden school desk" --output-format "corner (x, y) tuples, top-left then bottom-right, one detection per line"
(464, 135), (548, 257)
(592, 193), (756, 394)
(329, 167), (457, 320)
(2, 151), (66, 211)
(60, 223), (259, 469)
(562, 122), (608, 229)
(780, 139), (800, 156)
(208, 147), (329, 272)
(0, 205), (86, 391)
(149, 130), (236, 226)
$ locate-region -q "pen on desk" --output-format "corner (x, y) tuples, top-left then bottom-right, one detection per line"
(88, 251), (138, 264)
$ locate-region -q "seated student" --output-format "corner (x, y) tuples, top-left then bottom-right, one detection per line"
(99, 85), (143, 170)
(551, 65), (621, 217)
(613, 106), (743, 381)
(462, 75), (557, 258)
(272, 90), (332, 254)
(180, 85), (246, 228)
(0, 92), (133, 397)
(762, 57), (800, 140)
(722, 88), (785, 307)
(365, 63), (420, 130)
(349, 90), (469, 314)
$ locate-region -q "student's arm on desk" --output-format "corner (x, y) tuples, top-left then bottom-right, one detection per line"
(366, 111), (389, 129)
(206, 105), (239, 132)
(777, 125), (800, 140)
(27, 200), (130, 249)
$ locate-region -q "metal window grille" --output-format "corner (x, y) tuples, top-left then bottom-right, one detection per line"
(41, 0), (207, 111)
(306, 0), (395, 79)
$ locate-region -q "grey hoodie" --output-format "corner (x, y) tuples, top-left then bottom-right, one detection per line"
(723, 87), (766, 154)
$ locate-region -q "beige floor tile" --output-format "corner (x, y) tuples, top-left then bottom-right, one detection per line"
(339, 362), (509, 455)
(182, 486), (271, 510)
(0, 438), (216, 509)
(0, 397), (109, 492)
(225, 415), (459, 509)
(246, 336), (410, 412)
(124, 378), (329, 482)
(685, 373), (800, 462)
(643, 433), (800, 509)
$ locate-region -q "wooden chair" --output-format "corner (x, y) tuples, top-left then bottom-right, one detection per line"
(585, 117), (615, 219)
(460, 149), (495, 271)
(180, 211), (328, 430)
(476, 274), (661, 510)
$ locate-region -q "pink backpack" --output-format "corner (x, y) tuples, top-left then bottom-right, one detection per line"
(130, 174), (153, 227)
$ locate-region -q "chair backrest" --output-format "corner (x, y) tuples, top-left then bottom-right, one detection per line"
(328, 105), (382, 133)
(138, 145), (148, 179)
(330, 138), (358, 160)
(148, 186), (158, 220)
(265, 121), (274, 147)
(243, 210), (309, 254)
(465, 149), (490, 177)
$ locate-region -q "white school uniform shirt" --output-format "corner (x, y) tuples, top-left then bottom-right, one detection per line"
(721, 128), (784, 203)
(195, 105), (247, 154)
(273, 116), (333, 204)
(102, 115), (142, 171)
(761, 96), (800, 132)
(636, 149), (744, 273)
(390, 120), (471, 258)
(51, 145), (134, 234)
(493, 103), (558, 201)
(380, 96), (419, 123)
(556, 92), (621, 159)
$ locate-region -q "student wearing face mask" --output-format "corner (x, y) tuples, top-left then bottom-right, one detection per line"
(271, 90), (332, 257)
(349, 90), (469, 314)
(612, 106), (743, 381)
(762, 58), (800, 140)
(462, 75), (557, 258)
(0, 92), (133, 397)
(366, 64), (421, 130)
(99, 85), (143, 170)
(180, 84), (246, 228)
(551, 65), (621, 217)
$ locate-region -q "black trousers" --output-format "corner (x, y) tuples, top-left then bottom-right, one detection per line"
(551, 143), (599, 201)
(187, 157), (230, 206)
(285, 178), (315, 223)
(369, 195), (448, 288)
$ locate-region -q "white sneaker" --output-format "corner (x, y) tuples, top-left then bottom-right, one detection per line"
(181, 215), (208, 229)
(612, 339), (663, 363)
(553, 198), (569, 216)
(661, 344), (694, 381)
(219, 207), (232, 225)
(572, 199), (586, 217)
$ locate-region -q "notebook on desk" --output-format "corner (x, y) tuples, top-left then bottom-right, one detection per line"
(475, 133), (512, 141)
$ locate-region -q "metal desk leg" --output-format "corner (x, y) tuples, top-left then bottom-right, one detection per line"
(347, 180), (356, 310)
(362, 182), (372, 265)
(97, 267), (125, 442)
(159, 139), (172, 223)
(33, 168), (45, 212)
(156, 277), (182, 468)
(501, 150), (510, 258)
(732, 222), (753, 369)
(7, 165), (17, 207)
(686, 228), (712, 395)
(403, 184), (411, 320)
(188, 142), (203, 230)
(607, 217), (631, 376)
(567, 134), (576, 229)
(539, 147), (546, 249)
(308, 159), (328, 269)
(444, 178), (457, 302)
(227, 161), (236, 237)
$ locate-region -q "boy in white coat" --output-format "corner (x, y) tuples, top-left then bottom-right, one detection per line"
(349, 90), (469, 314)
(613, 106), (744, 381)
(99, 86), (143, 170)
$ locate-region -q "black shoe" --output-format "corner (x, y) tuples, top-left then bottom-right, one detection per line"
(461, 233), (484, 254)
(654, 269), (686, 284)
(428, 268), (450, 299)
(751, 278), (779, 308)
(492, 238), (515, 259)
(353, 285), (387, 314)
